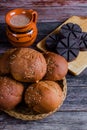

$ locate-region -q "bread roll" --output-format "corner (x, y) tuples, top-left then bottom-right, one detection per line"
(44, 52), (68, 80)
(0, 76), (24, 110)
(10, 48), (47, 82)
(25, 80), (63, 113)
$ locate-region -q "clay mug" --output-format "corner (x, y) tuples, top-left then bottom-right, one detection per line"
(5, 8), (38, 47)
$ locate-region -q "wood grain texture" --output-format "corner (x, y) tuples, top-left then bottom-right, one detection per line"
(0, 112), (87, 130)
(0, 22), (87, 129)
(0, 0), (87, 22)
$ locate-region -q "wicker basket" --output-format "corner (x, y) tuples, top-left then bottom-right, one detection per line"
(3, 78), (67, 120)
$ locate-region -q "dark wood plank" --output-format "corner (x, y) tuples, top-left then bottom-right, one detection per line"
(67, 74), (87, 87)
(0, 0), (87, 22)
(60, 86), (87, 111)
(1, 0), (87, 7)
(3, 6), (87, 22)
(0, 112), (87, 130)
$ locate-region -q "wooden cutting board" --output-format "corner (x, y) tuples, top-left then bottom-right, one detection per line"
(37, 16), (87, 75)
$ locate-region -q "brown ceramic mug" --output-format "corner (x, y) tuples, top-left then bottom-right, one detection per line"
(5, 8), (38, 47)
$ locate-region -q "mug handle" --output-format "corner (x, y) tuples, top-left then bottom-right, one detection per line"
(28, 9), (37, 23)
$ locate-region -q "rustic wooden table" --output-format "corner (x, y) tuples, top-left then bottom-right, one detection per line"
(0, 0), (87, 130)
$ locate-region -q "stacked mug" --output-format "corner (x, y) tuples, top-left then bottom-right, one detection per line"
(5, 8), (38, 47)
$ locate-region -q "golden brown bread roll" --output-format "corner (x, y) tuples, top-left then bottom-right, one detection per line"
(44, 52), (68, 81)
(0, 49), (16, 75)
(24, 80), (63, 113)
(0, 76), (24, 110)
(9, 48), (47, 82)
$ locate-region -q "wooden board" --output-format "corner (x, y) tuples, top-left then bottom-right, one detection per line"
(68, 51), (87, 75)
(37, 16), (87, 75)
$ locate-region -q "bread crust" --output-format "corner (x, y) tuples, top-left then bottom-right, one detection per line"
(0, 76), (24, 110)
(10, 48), (47, 82)
(25, 80), (63, 113)
(44, 52), (68, 80)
